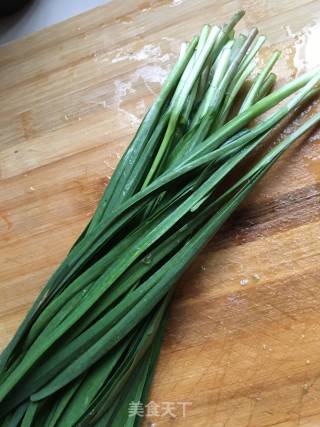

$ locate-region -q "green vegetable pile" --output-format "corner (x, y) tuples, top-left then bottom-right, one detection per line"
(1, 10), (319, 426)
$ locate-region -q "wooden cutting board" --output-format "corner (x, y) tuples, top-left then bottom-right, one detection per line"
(1, 0), (320, 425)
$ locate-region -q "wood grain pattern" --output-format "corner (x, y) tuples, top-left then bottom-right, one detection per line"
(1, 1), (320, 425)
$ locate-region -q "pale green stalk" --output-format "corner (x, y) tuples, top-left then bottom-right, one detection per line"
(239, 50), (281, 112)
(236, 34), (266, 78)
(212, 60), (257, 129)
(191, 40), (234, 125)
(256, 72), (277, 100)
(143, 26), (220, 187)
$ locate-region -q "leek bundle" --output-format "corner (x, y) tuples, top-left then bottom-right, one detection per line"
(0, 10), (319, 426)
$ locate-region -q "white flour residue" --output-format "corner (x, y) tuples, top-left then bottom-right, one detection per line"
(136, 100), (147, 118)
(113, 80), (136, 99)
(308, 129), (320, 143)
(161, 36), (181, 55)
(111, 44), (171, 64)
(283, 20), (320, 74)
(134, 64), (169, 86)
(113, 80), (140, 129)
(112, 63), (169, 128)
(170, 0), (185, 6)
(107, 38), (174, 129)
(132, 64), (170, 96)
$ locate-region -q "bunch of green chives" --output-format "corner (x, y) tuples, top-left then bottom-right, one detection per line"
(0, 10), (319, 427)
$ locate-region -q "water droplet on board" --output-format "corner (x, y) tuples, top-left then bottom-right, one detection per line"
(252, 273), (260, 282)
(142, 254), (152, 264)
(240, 278), (249, 286)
